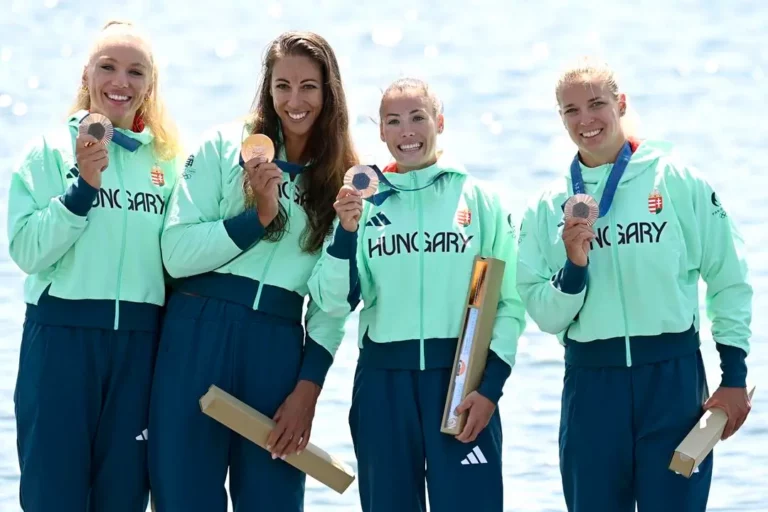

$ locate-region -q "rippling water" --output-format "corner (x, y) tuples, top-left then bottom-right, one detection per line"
(1, 1), (766, 510)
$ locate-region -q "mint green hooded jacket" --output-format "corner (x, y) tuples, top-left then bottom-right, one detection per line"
(516, 140), (752, 387)
(160, 121), (346, 387)
(7, 110), (179, 331)
(307, 154), (527, 403)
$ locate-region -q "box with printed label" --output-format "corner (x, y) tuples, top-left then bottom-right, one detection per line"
(441, 256), (505, 435)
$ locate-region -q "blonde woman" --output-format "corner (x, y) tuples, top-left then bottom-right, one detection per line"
(516, 57), (752, 512)
(7, 20), (181, 512)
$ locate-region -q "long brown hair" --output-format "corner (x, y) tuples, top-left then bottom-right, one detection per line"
(69, 20), (181, 162)
(245, 31), (358, 253)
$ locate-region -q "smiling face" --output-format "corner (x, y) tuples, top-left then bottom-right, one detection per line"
(379, 88), (444, 172)
(270, 55), (323, 143)
(557, 75), (627, 166)
(84, 34), (153, 130)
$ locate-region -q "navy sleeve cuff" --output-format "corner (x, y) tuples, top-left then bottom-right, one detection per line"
(298, 336), (334, 389)
(716, 343), (748, 388)
(553, 258), (588, 295)
(223, 209), (266, 251)
(327, 223), (358, 260)
(477, 351), (512, 405)
(60, 176), (98, 216)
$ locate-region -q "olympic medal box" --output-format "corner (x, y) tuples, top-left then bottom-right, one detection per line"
(200, 385), (356, 494)
(441, 256), (505, 435)
(668, 385), (756, 478)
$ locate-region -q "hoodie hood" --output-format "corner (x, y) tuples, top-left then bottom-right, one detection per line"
(379, 150), (467, 190)
(568, 139), (675, 189)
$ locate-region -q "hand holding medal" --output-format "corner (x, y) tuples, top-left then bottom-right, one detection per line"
(241, 134), (281, 226)
(75, 113), (112, 187)
(562, 141), (633, 266)
(335, 165), (378, 232)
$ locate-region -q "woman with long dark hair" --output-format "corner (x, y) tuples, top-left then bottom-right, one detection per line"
(148, 31), (358, 511)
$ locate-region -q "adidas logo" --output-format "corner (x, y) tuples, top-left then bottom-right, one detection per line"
(66, 166), (80, 179)
(460, 446), (487, 465)
(135, 428), (149, 441)
(365, 212), (391, 227)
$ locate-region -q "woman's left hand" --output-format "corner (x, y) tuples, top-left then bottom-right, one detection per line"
(266, 380), (321, 459)
(455, 391), (496, 443)
(703, 386), (752, 440)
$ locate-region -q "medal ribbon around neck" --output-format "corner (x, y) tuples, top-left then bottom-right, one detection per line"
(359, 164), (449, 206)
(568, 140), (632, 219)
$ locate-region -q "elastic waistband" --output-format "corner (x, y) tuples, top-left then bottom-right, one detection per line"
(358, 330), (458, 370)
(26, 288), (161, 332)
(564, 324), (700, 367)
(173, 272), (303, 324)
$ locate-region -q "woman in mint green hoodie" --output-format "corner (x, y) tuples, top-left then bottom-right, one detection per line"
(7, 20), (181, 512)
(516, 57), (753, 512)
(308, 78), (526, 512)
(148, 32), (358, 512)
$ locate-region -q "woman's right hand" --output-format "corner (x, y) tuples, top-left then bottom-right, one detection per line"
(562, 218), (595, 267)
(75, 134), (109, 189)
(244, 157), (282, 227)
(334, 185), (363, 232)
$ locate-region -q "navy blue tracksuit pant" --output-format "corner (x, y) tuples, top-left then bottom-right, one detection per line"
(14, 319), (157, 512)
(148, 292), (306, 512)
(349, 365), (504, 512)
(559, 349), (713, 512)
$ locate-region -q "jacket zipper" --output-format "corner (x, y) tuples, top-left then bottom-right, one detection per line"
(415, 174), (425, 371)
(113, 150), (129, 330)
(254, 176), (293, 308)
(608, 208), (632, 366)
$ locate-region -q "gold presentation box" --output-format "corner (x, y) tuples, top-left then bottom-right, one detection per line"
(441, 256), (505, 435)
(200, 385), (356, 494)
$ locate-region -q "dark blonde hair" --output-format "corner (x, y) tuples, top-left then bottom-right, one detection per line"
(555, 57), (620, 104)
(69, 19), (181, 161)
(379, 77), (443, 118)
(555, 56), (637, 136)
(245, 31), (358, 253)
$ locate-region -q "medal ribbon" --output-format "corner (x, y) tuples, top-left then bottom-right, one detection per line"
(238, 153), (306, 175)
(78, 111), (141, 152)
(366, 164), (448, 206)
(569, 141), (632, 218)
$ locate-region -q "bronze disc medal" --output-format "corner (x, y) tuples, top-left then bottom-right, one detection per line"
(343, 165), (379, 198)
(241, 134), (277, 207)
(563, 193), (599, 226)
(241, 134), (276, 163)
(79, 113), (114, 147)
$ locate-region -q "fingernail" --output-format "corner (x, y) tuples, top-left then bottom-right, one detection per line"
(272, 453), (277, 460)
(296, 450), (302, 455)
(266, 444), (271, 450)
(281, 455), (286, 460)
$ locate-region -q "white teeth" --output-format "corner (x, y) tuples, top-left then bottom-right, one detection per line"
(582, 129), (602, 138)
(288, 112), (308, 120)
(107, 93), (129, 101)
(399, 143), (422, 151)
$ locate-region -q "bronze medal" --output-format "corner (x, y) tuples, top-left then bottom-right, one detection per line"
(79, 113), (114, 147)
(564, 193), (599, 226)
(241, 134), (275, 163)
(343, 165), (379, 198)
